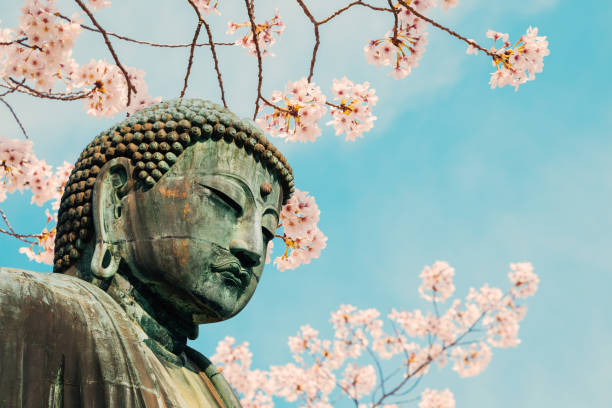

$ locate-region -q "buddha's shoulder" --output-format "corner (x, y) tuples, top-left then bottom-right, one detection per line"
(0, 267), (122, 319)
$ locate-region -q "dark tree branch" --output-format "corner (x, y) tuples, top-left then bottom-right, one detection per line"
(181, 4), (204, 98)
(186, 0), (227, 107)
(396, 0), (495, 57)
(0, 210), (38, 245)
(55, 13), (234, 48)
(0, 98), (29, 139)
(7, 78), (92, 101)
(245, 0), (264, 119)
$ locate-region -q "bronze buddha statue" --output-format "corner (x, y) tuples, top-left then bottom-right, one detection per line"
(0, 98), (294, 407)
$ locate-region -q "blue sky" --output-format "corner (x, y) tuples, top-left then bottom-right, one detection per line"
(1, 0), (610, 407)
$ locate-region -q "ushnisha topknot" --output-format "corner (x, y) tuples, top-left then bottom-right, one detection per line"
(53, 98), (294, 273)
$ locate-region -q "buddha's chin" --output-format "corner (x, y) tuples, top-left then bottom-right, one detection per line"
(189, 274), (245, 322)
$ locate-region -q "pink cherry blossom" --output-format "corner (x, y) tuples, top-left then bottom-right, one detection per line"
(281, 189), (320, 237)
(227, 9), (285, 57)
(326, 77), (377, 141)
(1, 1), (82, 92)
(274, 188), (327, 271)
(508, 261), (539, 298)
(18, 209), (55, 264)
(440, 0), (459, 12)
(87, 0), (111, 11)
(257, 78), (327, 142)
(193, 0), (221, 17)
(487, 27), (550, 90)
(466, 39), (478, 55)
(364, 3), (430, 79)
(339, 364), (376, 400)
(483, 299), (523, 348)
(71, 60), (159, 117)
(451, 342), (492, 377)
(419, 388), (455, 408)
(418, 260), (455, 302)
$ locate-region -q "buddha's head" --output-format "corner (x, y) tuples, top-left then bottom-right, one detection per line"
(54, 99), (294, 324)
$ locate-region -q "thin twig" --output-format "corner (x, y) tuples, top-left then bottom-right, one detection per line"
(294, 0), (320, 82)
(245, 0), (264, 119)
(73, 0), (137, 107)
(260, 95), (290, 114)
(365, 346), (387, 400)
(319, 1), (391, 24)
(387, 0), (399, 44)
(181, 2), (204, 98)
(7, 78), (93, 101)
(55, 13), (234, 48)
(396, 0), (495, 57)
(0, 37), (28, 46)
(203, 20), (227, 107)
(0, 210), (38, 245)
(0, 98), (29, 139)
(185, 0), (227, 107)
(296, 0), (393, 82)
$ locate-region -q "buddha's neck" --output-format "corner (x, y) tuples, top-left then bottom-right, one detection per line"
(105, 269), (198, 357)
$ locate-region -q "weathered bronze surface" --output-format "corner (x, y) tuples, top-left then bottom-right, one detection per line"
(0, 99), (290, 407)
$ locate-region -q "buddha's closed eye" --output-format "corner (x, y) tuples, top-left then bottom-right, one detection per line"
(197, 183), (243, 215)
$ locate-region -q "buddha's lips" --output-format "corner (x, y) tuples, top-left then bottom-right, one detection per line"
(211, 259), (249, 287)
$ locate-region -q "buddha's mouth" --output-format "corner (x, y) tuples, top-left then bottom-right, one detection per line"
(211, 259), (249, 287)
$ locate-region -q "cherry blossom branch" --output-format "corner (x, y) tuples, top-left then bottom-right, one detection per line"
(73, 0), (137, 107)
(55, 13), (234, 48)
(0, 209), (38, 245)
(0, 37), (26, 46)
(318, 1), (391, 24)
(0, 98), (28, 139)
(296, 0), (392, 82)
(396, 0), (495, 58)
(7, 78), (93, 101)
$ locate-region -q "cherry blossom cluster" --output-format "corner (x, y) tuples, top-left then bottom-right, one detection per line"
(257, 78), (327, 142)
(419, 388), (455, 408)
(0, 0), (159, 117)
(271, 188), (327, 272)
(0, 137), (72, 263)
(227, 9), (285, 57)
(0, 0), (81, 92)
(70, 61), (160, 117)
(18, 209), (56, 264)
(212, 261), (539, 407)
(483, 27), (550, 90)
(363, 1), (435, 79)
(326, 77), (378, 141)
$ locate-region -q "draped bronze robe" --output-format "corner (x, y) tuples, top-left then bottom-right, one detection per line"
(0, 268), (241, 408)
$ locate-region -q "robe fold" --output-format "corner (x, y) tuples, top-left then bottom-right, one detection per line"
(0, 268), (241, 408)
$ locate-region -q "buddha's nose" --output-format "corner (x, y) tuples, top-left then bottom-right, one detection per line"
(229, 238), (261, 268)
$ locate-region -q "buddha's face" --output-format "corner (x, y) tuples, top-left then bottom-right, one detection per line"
(120, 140), (282, 323)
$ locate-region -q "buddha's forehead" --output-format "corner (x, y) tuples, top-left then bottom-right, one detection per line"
(168, 141), (282, 204)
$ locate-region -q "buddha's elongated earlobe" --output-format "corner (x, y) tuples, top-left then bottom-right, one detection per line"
(91, 157), (132, 279)
(91, 241), (120, 279)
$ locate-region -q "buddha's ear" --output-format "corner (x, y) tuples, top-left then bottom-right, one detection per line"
(91, 157), (133, 279)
